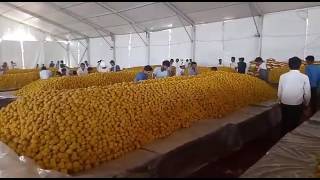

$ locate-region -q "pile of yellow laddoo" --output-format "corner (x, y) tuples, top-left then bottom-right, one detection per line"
(0, 71), (276, 174)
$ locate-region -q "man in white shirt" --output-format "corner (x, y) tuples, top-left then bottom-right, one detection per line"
(218, 59), (224, 67)
(176, 63), (185, 76)
(278, 56), (311, 135)
(230, 57), (237, 70)
(97, 60), (109, 73)
(39, 66), (52, 80)
(153, 60), (170, 79)
(77, 63), (88, 76)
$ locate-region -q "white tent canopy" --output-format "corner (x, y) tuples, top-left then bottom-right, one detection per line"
(0, 2), (320, 68)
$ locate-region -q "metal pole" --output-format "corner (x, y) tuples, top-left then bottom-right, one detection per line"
(259, 16), (264, 57)
(192, 25), (196, 61)
(67, 43), (70, 67)
(147, 32), (151, 65)
(112, 34), (116, 63)
(86, 38), (90, 65)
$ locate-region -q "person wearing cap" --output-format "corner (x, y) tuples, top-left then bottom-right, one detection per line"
(134, 65), (153, 82)
(218, 59), (224, 67)
(97, 60), (109, 73)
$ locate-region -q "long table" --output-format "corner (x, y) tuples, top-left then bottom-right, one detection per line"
(241, 113), (320, 178)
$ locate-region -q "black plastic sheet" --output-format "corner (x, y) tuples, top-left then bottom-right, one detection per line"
(241, 121), (320, 178)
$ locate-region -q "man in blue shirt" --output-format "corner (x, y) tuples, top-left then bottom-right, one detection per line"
(134, 65), (153, 82)
(305, 55), (320, 114)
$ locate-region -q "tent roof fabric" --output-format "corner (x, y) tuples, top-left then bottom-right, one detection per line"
(0, 2), (319, 40)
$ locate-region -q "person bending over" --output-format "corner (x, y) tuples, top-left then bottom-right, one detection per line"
(134, 65), (153, 82)
(153, 60), (170, 79)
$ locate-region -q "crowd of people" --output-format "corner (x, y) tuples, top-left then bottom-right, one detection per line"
(134, 58), (198, 82)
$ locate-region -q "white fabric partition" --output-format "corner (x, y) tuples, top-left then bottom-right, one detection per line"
(169, 27), (192, 60)
(89, 37), (113, 66)
(0, 40), (22, 68)
(22, 41), (44, 68)
(305, 7), (320, 60)
(115, 33), (147, 68)
(150, 30), (170, 65)
(150, 27), (192, 65)
(261, 9), (307, 61)
(195, 22), (223, 66)
(43, 42), (67, 67)
(223, 17), (261, 64)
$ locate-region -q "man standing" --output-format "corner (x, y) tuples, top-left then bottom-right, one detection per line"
(134, 65), (153, 82)
(305, 55), (320, 114)
(230, 57), (237, 71)
(278, 57), (311, 135)
(237, 57), (246, 74)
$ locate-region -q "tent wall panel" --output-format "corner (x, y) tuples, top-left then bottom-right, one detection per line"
(115, 33), (147, 68)
(195, 22), (223, 66)
(23, 41), (44, 68)
(43, 42), (68, 67)
(261, 9), (307, 61)
(305, 7), (320, 59)
(89, 37), (113, 66)
(0, 40), (22, 68)
(223, 17), (261, 64)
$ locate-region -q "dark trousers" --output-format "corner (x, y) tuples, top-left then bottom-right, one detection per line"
(281, 103), (303, 136)
(311, 87), (318, 114)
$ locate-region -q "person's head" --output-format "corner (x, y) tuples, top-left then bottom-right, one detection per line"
(288, 57), (302, 70)
(84, 60), (88, 64)
(186, 59), (189, 62)
(306, 55), (315, 65)
(170, 59), (174, 65)
(61, 68), (67, 75)
(189, 59), (193, 62)
(162, 60), (170, 70)
(110, 60), (115, 66)
(73, 70), (77, 75)
(50, 61), (54, 63)
(191, 62), (197, 69)
(42, 64), (45, 67)
(254, 57), (263, 65)
(36, 64), (39, 67)
(10, 61), (13, 63)
(176, 58), (179, 63)
(218, 59), (222, 64)
(231, 57), (236, 62)
(143, 65), (153, 75)
(239, 57), (245, 62)
(3, 62), (7, 67)
(60, 60), (64, 64)
(80, 63), (85, 69)
(41, 66), (46, 71)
